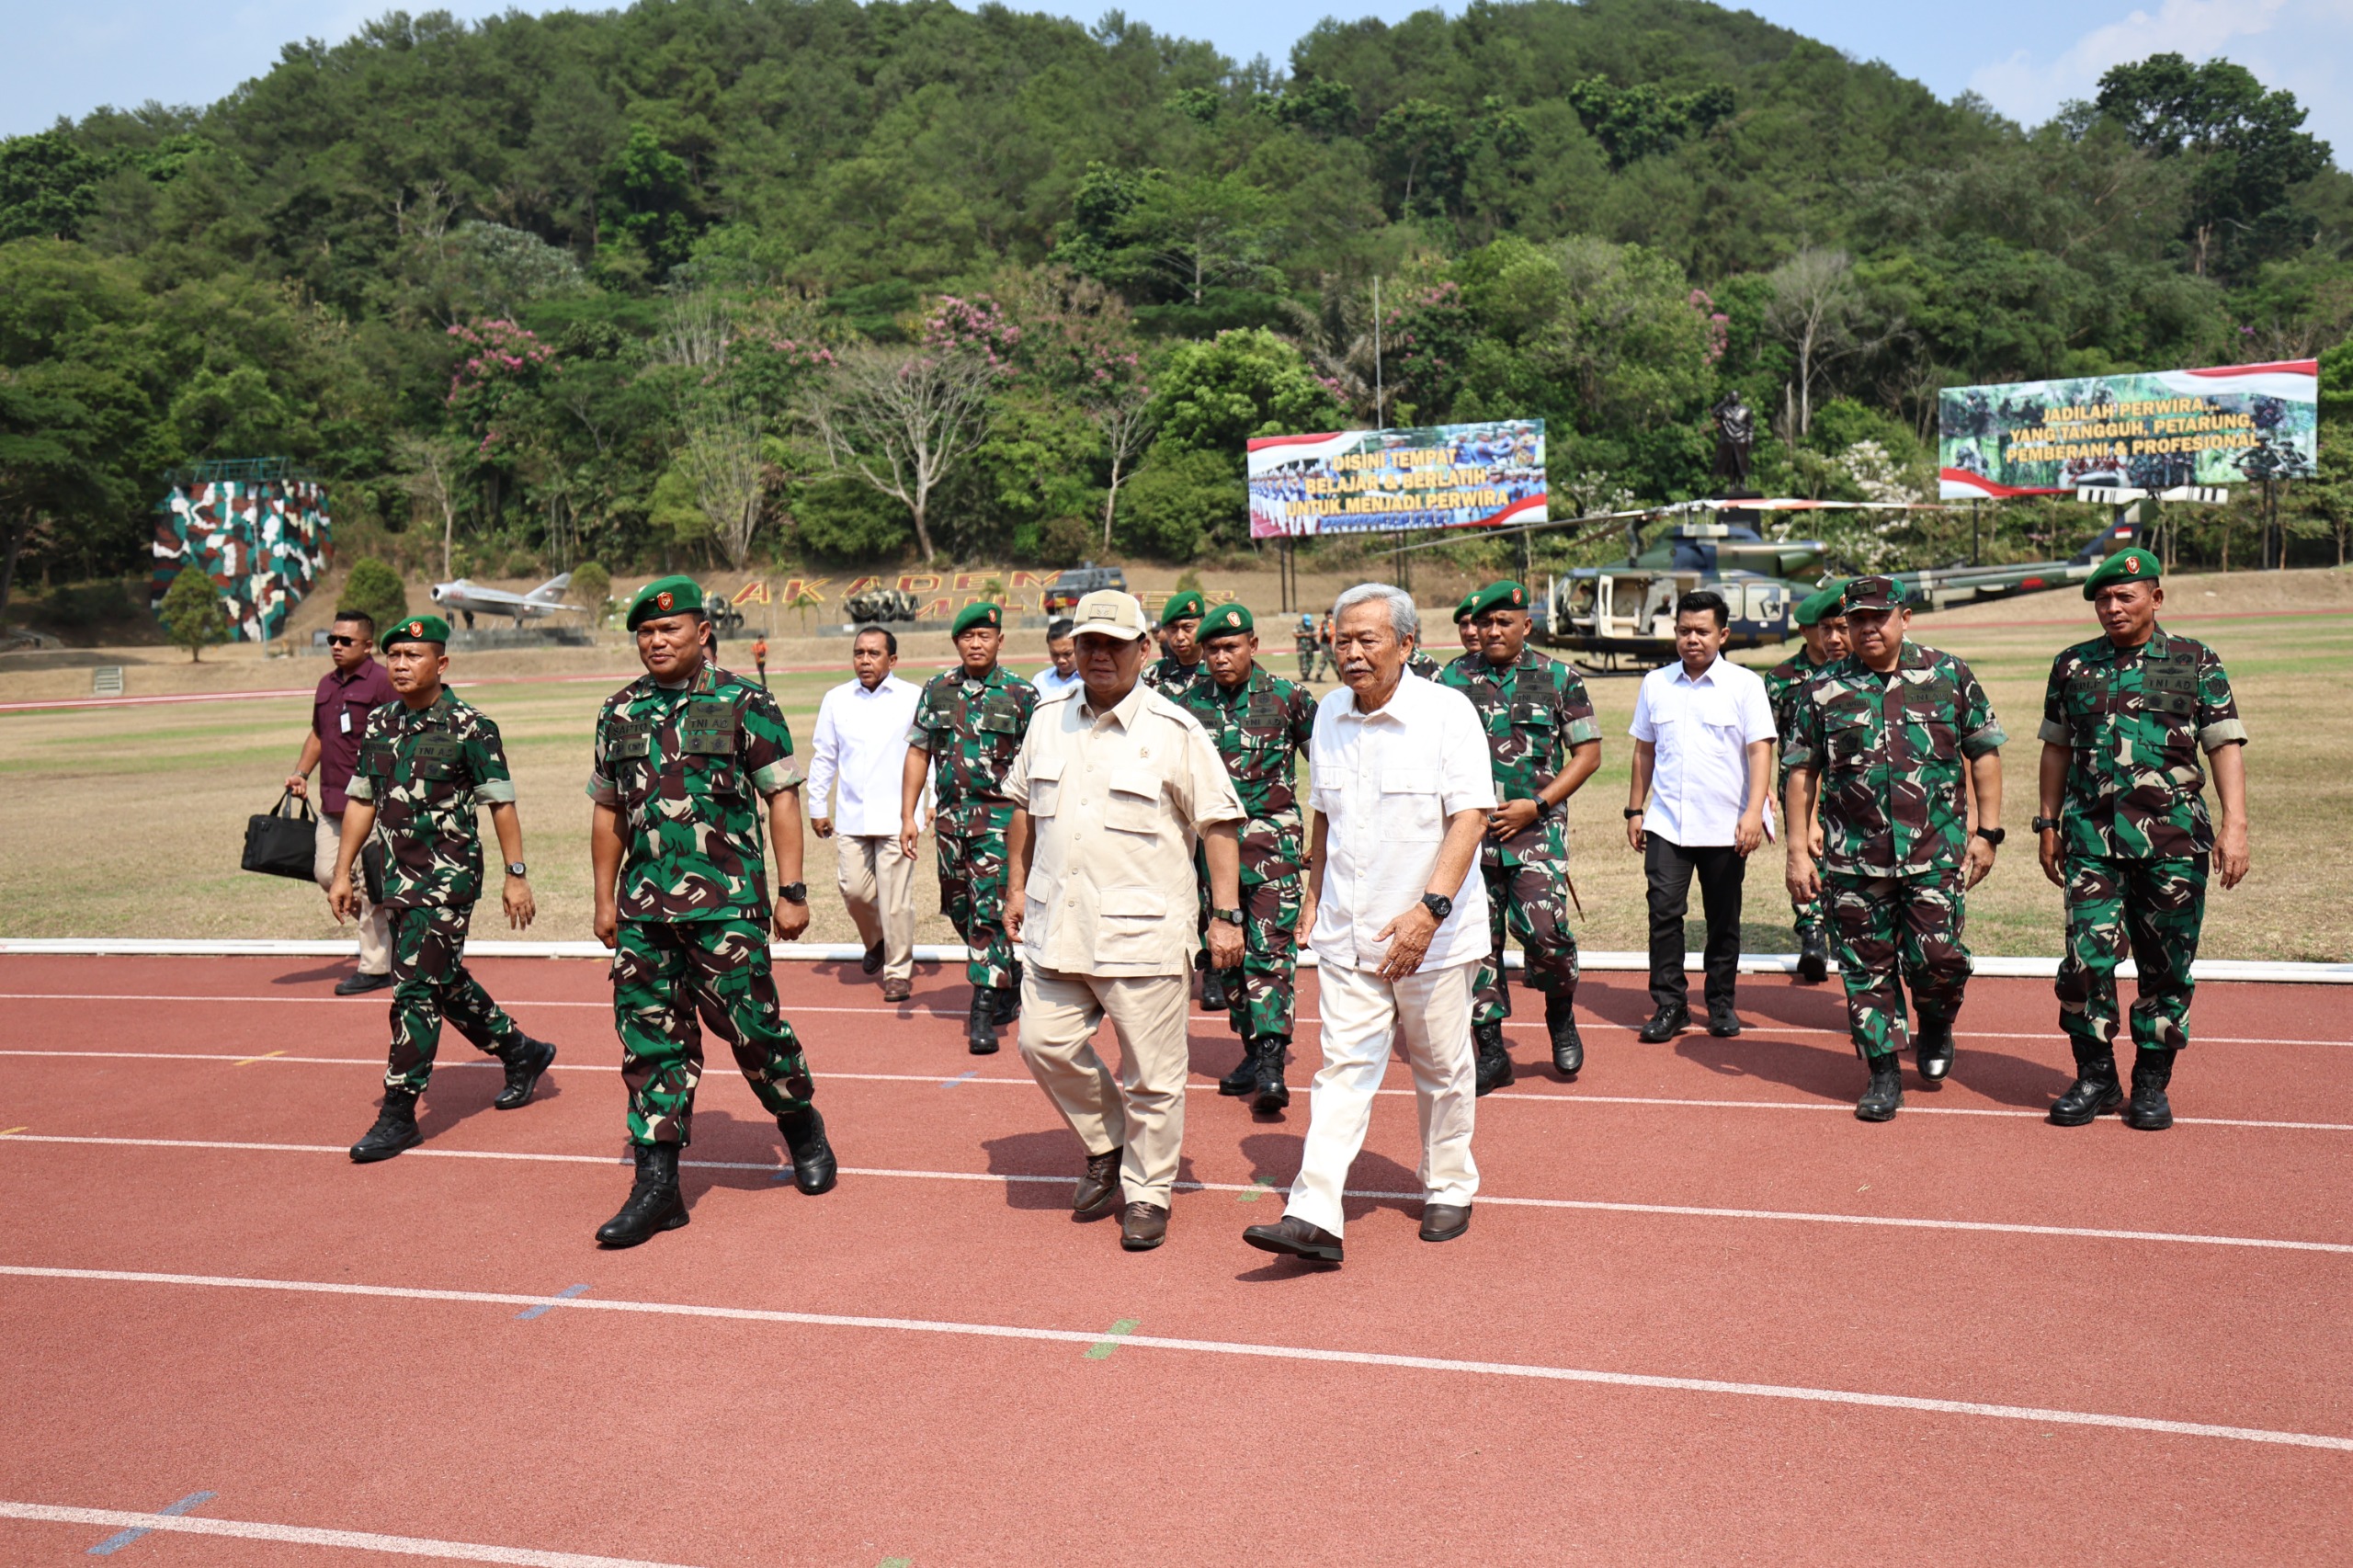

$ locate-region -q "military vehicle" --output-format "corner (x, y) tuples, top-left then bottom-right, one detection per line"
(1042, 562), (1127, 616)
(843, 587), (922, 623)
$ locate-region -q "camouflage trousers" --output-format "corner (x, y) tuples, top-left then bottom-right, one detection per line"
(610, 918), (814, 1145)
(937, 811), (1016, 989)
(1192, 823), (1305, 1040)
(1824, 869), (1971, 1060)
(383, 902), (522, 1094)
(1297, 647), (1317, 682)
(1790, 892), (1827, 947)
(1472, 854), (1580, 1028)
(2057, 855), (2207, 1056)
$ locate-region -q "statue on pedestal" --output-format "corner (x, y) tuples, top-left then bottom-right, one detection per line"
(1711, 391), (1755, 491)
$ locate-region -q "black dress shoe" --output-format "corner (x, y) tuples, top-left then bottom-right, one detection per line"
(2049, 1055), (2123, 1126)
(1707, 1005), (1743, 1039)
(596, 1144), (687, 1247)
(1795, 933), (1828, 984)
(1073, 1147), (1122, 1218)
(335, 971), (392, 996)
(1915, 1017), (1955, 1084)
(2125, 1048), (2177, 1131)
(1472, 1020), (1513, 1096)
(1856, 1053), (1904, 1121)
(1419, 1202), (1472, 1243)
(778, 1107), (837, 1194)
(1120, 1200), (1169, 1251)
(1243, 1214), (1343, 1264)
(1637, 1005), (1688, 1044)
(492, 1036), (556, 1109)
(349, 1089), (421, 1163)
(1544, 994), (1583, 1077)
(860, 941), (884, 976)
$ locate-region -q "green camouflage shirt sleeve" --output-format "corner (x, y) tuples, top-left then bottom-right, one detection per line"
(907, 677), (942, 752)
(344, 705), (390, 804)
(466, 712), (517, 804)
(1781, 676), (1824, 773)
(738, 684), (803, 796)
(2195, 642), (2248, 751)
(586, 689), (629, 806)
(1557, 664), (1601, 747)
(1951, 656), (2006, 758)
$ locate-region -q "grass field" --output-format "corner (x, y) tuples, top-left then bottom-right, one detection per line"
(4, 574), (2348, 961)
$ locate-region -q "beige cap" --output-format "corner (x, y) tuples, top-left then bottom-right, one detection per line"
(1069, 589), (1149, 641)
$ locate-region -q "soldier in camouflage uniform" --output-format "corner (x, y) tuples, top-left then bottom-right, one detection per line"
(902, 601), (1039, 1051)
(1295, 615), (1320, 683)
(1763, 585), (1850, 983)
(587, 576), (837, 1248)
(1784, 576), (2007, 1121)
(329, 614), (557, 1164)
(1142, 589), (1228, 1010)
(1453, 592), (1481, 660)
(1179, 602), (1318, 1112)
(1440, 580), (1604, 1091)
(2038, 548), (2249, 1132)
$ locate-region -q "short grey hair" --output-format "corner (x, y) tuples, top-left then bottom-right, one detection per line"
(1331, 582), (1418, 643)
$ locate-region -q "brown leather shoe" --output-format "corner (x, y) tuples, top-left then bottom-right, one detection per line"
(1419, 1202), (1472, 1243)
(1072, 1147), (1122, 1218)
(1241, 1214), (1343, 1264)
(880, 978), (912, 1003)
(1120, 1200), (1169, 1251)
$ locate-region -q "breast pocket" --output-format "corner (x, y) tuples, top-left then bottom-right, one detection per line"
(1906, 701), (1959, 761)
(684, 757), (743, 800)
(1027, 756), (1065, 818)
(1106, 769), (1161, 835)
(1824, 711), (1873, 768)
(1379, 768), (1445, 842)
(407, 733), (464, 783)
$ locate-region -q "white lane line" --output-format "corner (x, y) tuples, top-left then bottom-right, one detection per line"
(5, 1133), (2347, 1255)
(1, 992), (2344, 1049)
(2, 1263), (2346, 1452)
(6, 1048), (2348, 1131)
(0, 1500), (704, 1566)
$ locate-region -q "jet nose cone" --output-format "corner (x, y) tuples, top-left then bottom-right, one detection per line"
(431, 585), (448, 601)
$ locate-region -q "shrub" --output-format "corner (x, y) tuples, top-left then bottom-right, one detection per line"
(159, 566), (229, 661)
(1115, 449), (1241, 562)
(570, 562), (612, 623)
(339, 557), (408, 632)
(793, 476), (913, 563)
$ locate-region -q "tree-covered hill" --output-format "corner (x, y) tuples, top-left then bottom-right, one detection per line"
(3, 0), (2348, 598)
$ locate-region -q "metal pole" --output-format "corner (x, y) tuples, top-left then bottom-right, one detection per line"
(1971, 499), (1981, 566)
(1372, 276), (1383, 427)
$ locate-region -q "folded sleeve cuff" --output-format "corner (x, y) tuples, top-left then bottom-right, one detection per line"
(2200, 720), (2249, 751)
(1961, 722), (2007, 759)
(1566, 717), (1601, 746)
(752, 760), (804, 797)
(473, 779), (517, 804)
(2037, 719), (2070, 745)
(585, 774), (619, 807)
(343, 778), (374, 804)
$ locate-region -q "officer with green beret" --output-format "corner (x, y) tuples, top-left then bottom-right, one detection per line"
(2038, 548), (2249, 1131)
(1176, 601), (1318, 1108)
(1440, 579), (1603, 1088)
(1764, 584), (1851, 983)
(329, 614), (558, 1163)
(1144, 589), (1212, 702)
(586, 575), (837, 1246)
(901, 601), (1040, 1051)
(1454, 592), (1482, 658)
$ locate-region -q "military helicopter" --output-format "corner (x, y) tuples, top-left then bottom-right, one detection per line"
(1531, 500), (2146, 671)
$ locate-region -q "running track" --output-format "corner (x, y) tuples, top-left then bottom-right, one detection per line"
(1, 954), (2346, 1564)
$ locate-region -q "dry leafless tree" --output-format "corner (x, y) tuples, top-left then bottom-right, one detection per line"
(802, 345), (998, 563)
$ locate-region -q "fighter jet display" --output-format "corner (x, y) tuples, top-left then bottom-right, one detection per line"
(428, 573), (574, 629)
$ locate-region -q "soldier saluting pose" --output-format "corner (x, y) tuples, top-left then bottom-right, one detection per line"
(587, 576), (836, 1248)
(2039, 548), (2249, 1131)
(330, 614), (557, 1163)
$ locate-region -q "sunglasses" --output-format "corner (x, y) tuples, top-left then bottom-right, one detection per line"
(326, 634), (363, 647)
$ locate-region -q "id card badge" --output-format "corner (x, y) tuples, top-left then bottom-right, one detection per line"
(340, 710), (353, 734)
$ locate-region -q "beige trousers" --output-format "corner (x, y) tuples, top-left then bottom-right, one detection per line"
(314, 810), (391, 975)
(1284, 958), (1479, 1236)
(834, 833), (915, 983)
(1017, 967), (1190, 1207)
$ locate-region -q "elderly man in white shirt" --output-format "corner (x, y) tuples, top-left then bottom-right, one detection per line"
(808, 626), (926, 1003)
(1243, 583), (1495, 1267)
(1626, 588), (1777, 1042)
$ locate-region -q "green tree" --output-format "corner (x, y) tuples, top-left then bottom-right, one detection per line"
(1116, 448), (1239, 561)
(569, 560), (612, 623)
(338, 557), (408, 632)
(159, 563), (228, 660)
(1146, 328), (1345, 460)
(0, 131), (101, 242)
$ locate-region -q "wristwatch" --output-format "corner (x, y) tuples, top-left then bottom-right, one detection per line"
(1211, 907), (1243, 926)
(779, 881), (808, 904)
(1421, 892), (1453, 922)
(1623, 806), (1644, 820)
(2032, 815), (2062, 834)
(505, 861), (528, 878)
(1972, 827), (2006, 847)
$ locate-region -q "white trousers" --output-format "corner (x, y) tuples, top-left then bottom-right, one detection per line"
(314, 810), (390, 975)
(1017, 968), (1190, 1207)
(834, 833), (915, 983)
(1284, 958), (1479, 1236)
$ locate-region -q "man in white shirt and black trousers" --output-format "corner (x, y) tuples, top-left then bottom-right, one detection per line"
(808, 626), (926, 1003)
(1244, 584), (1496, 1267)
(1626, 589), (1777, 1041)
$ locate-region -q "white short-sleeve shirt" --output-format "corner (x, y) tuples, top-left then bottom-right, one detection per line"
(1629, 653), (1778, 847)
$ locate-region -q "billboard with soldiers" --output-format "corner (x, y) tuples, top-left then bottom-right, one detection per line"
(1938, 360), (2318, 499)
(1247, 419), (1546, 538)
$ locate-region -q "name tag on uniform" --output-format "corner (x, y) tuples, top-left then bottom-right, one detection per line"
(681, 699), (736, 756)
(607, 720), (651, 761)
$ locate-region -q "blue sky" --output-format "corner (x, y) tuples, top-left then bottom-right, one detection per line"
(5, 0), (2347, 158)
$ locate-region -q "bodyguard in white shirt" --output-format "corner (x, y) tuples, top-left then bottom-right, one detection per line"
(1625, 589), (1777, 1041)
(1243, 584), (1495, 1267)
(808, 627), (926, 1002)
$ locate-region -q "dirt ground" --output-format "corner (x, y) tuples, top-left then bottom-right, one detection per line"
(4, 564), (2346, 961)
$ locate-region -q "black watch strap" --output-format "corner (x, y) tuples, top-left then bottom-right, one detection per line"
(2032, 815), (2062, 834)
(779, 881), (808, 903)
(1972, 826), (2006, 847)
(1421, 892), (1452, 922)
(1623, 806), (1644, 819)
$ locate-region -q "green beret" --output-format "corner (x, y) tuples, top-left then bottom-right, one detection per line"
(626, 574), (706, 630)
(1200, 602), (1255, 640)
(951, 601), (1004, 637)
(1466, 580), (1531, 619)
(1160, 589), (1207, 624)
(2083, 547), (2162, 599)
(1454, 592), (1478, 624)
(1793, 585), (1845, 627)
(381, 613), (451, 650)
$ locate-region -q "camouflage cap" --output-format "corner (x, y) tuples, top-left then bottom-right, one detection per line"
(1466, 579), (1531, 619)
(1199, 602), (1255, 641)
(626, 574), (706, 630)
(1843, 575), (1904, 614)
(381, 613), (451, 651)
(2083, 546), (2162, 599)
(1160, 588), (1207, 624)
(1793, 585), (1847, 627)
(951, 601), (1004, 637)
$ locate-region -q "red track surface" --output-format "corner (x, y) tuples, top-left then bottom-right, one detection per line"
(3, 954), (2347, 1565)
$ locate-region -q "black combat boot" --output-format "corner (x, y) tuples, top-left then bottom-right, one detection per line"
(1545, 994), (1584, 1078)
(1855, 1052), (1904, 1122)
(2049, 1047), (2123, 1126)
(1199, 961), (1230, 1013)
(1251, 1036), (1290, 1113)
(1473, 1020), (1514, 1096)
(595, 1144), (687, 1246)
(492, 1035), (557, 1109)
(1796, 930), (1829, 984)
(778, 1107), (838, 1194)
(1915, 1017), (1955, 1085)
(966, 987), (999, 1054)
(2125, 1048), (2177, 1131)
(349, 1089), (422, 1163)
(1218, 1041), (1258, 1096)
(994, 963), (1023, 1024)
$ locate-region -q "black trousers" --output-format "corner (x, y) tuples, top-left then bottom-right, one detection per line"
(1645, 835), (1746, 1011)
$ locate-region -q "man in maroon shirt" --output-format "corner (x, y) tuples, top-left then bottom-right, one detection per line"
(289, 608), (399, 993)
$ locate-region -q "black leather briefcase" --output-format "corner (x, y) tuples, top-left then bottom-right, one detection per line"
(242, 789), (318, 881)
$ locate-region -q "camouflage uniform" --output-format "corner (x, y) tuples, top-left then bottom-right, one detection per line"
(1407, 648), (1444, 681)
(347, 690), (528, 1093)
(589, 665), (813, 1144)
(1764, 649), (1838, 950)
(1295, 627), (1319, 683)
(1439, 647), (1602, 1027)
(1177, 665), (1317, 1042)
(1783, 643), (2006, 1059)
(1142, 655), (1211, 703)
(2040, 629), (2245, 1057)
(910, 665), (1038, 989)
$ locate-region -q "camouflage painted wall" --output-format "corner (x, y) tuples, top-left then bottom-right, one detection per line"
(151, 475), (333, 642)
